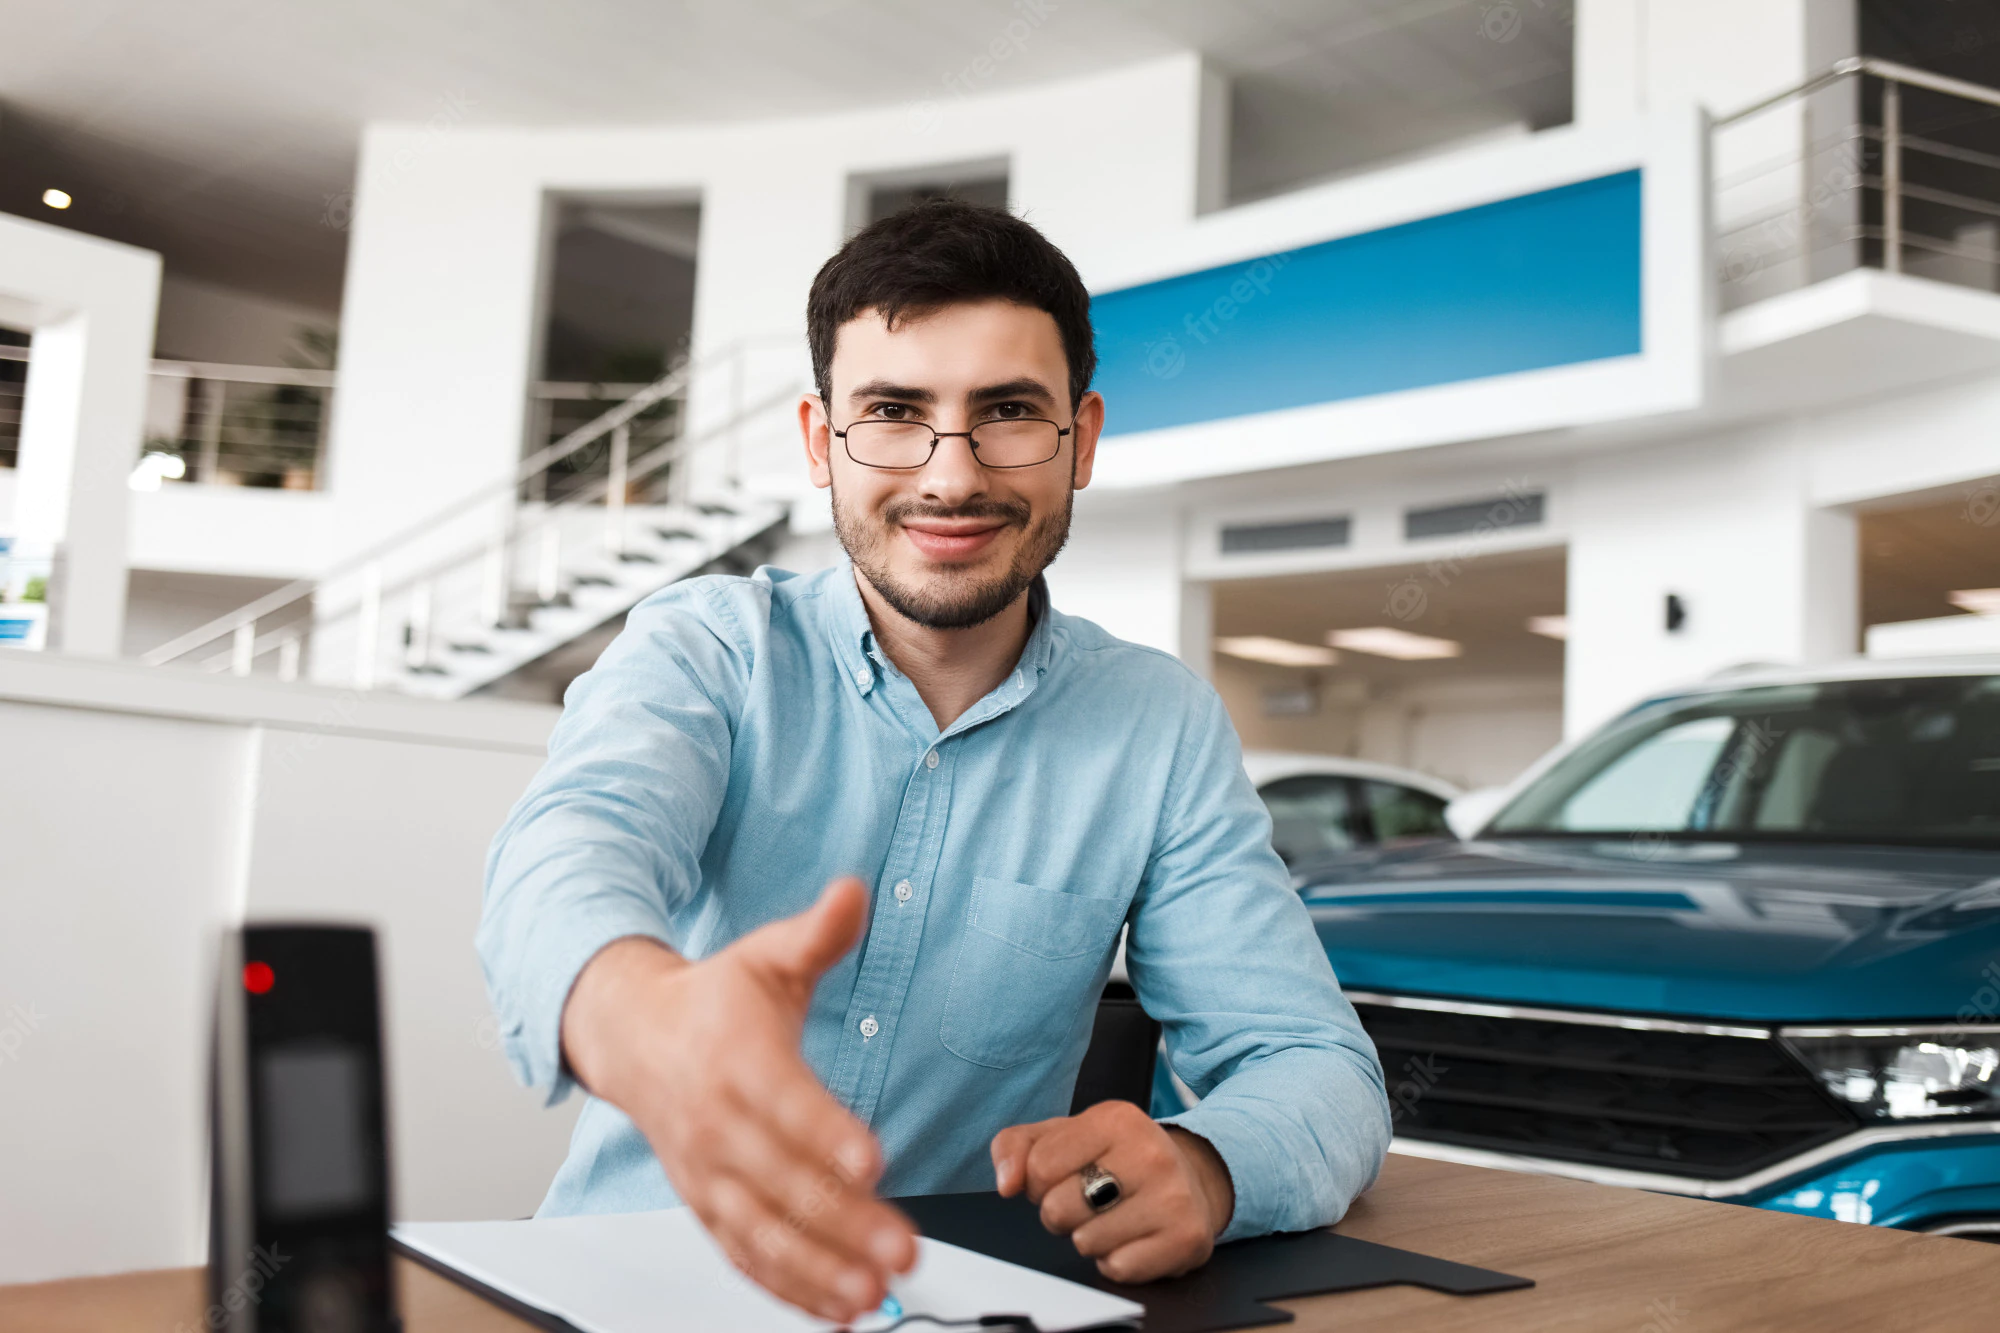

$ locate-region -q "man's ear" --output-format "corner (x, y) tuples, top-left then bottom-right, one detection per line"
(799, 394), (833, 490)
(1070, 390), (1105, 491)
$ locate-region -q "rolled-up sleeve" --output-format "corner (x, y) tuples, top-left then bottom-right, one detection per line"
(478, 581), (754, 1105)
(1129, 687), (1392, 1241)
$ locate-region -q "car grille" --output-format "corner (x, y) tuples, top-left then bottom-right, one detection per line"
(1354, 998), (1860, 1180)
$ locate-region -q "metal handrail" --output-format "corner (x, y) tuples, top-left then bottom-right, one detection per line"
(1714, 56), (2000, 129)
(1713, 55), (2000, 297)
(140, 340), (791, 668)
(151, 360), (336, 389)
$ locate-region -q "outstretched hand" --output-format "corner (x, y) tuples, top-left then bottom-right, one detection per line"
(561, 877), (918, 1323)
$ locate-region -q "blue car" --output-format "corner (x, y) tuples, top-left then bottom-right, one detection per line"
(1279, 659), (2000, 1238)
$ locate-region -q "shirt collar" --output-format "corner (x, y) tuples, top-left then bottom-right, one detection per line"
(830, 559), (1058, 698)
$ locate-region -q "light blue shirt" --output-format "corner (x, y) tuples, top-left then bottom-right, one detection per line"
(479, 561), (1390, 1240)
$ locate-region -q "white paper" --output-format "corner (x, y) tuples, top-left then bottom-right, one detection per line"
(394, 1207), (1143, 1333)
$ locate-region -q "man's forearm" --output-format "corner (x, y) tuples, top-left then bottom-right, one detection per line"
(559, 936), (691, 1103)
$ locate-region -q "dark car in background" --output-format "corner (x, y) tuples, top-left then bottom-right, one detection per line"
(1285, 660), (2000, 1237)
(1242, 751), (1459, 868)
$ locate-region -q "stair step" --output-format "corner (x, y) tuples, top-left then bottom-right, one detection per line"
(381, 496), (789, 700)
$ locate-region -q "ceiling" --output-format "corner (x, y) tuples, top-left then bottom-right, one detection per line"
(1860, 493), (2000, 630)
(0, 0), (1572, 310)
(1212, 545), (1568, 690)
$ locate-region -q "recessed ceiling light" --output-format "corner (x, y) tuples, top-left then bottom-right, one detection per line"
(1216, 635), (1341, 668)
(1949, 588), (2000, 616)
(42, 188), (72, 210)
(1526, 615), (1568, 640)
(1326, 627), (1463, 660)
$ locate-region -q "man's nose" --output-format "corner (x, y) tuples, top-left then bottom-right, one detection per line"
(916, 431), (988, 507)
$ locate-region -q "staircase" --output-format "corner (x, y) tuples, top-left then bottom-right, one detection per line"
(141, 350), (801, 700)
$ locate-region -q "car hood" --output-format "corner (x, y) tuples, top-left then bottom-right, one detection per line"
(1301, 838), (2000, 1022)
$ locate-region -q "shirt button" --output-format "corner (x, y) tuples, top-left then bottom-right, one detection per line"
(859, 1015), (880, 1039)
(925, 751), (939, 770)
(854, 668), (869, 686)
(894, 880), (913, 903)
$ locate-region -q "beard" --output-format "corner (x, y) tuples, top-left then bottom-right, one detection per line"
(832, 483), (1074, 631)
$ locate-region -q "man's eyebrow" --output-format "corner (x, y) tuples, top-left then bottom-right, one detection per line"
(968, 378), (1057, 405)
(846, 379), (936, 404)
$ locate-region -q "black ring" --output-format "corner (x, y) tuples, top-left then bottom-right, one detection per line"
(1079, 1162), (1122, 1212)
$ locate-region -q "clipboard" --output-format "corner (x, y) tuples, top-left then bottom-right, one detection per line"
(895, 1191), (1533, 1333)
(392, 1205), (1143, 1332)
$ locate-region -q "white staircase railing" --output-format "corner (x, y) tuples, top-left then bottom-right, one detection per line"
(141, 346), (803, 697)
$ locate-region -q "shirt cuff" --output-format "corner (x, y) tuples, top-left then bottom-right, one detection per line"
(501, 901), (678, 1108)
(1159, 1102), (1290, 1244)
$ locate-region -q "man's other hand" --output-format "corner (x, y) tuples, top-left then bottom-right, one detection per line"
(991, 1100), (1235, 1283)
(561, 877), (918, 1323)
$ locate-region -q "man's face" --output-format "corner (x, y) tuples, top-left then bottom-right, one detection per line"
(802, 299), (1102, 630)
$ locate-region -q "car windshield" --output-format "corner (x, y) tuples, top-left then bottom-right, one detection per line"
(1489, 674), (2000, 847)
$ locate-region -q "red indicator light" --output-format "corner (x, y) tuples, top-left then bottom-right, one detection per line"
(243, 961), (275, 995)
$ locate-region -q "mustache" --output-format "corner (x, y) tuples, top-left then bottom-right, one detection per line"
(883, 498), (1032, 528)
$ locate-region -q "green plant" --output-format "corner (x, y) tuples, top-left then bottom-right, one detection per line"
(22, 575), (46, 603)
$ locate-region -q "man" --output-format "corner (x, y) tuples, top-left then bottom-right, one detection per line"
(480, 199), (1390, 1324)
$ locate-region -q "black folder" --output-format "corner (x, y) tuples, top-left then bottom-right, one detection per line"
(895, 1190), (1532, 1333)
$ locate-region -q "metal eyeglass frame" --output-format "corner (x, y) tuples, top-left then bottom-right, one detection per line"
(830, 416), (1073, 470)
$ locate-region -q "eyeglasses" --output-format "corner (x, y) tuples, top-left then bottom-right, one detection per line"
(832, 415), (1071, 470)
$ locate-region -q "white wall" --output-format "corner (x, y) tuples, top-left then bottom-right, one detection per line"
(127, 484), (334, 579)
(1212, 661), (1563, 792)
(153, 274), (337, 367)
(1565, 422), (1858, 737)
(0, 653), (571, 1282)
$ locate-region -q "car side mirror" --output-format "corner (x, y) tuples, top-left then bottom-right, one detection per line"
(1445, 787), (1509, 839)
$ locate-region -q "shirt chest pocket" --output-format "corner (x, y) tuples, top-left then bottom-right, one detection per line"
(939, 877), (1128, 1070)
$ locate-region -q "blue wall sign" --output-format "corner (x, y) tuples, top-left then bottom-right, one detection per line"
(1090, 170), (1644, 436)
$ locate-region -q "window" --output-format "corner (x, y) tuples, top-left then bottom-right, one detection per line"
(1491, 676), (2000, 846)
(847, 159), (1009, 234)
(1259, 775), (1363, 868)
(1364, 781), (1451, 845)
(1544, 716), (1734, 832)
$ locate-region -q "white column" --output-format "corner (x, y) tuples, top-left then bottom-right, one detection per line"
(1565, 424), (1858, 738)
(0, 213), (161, 657)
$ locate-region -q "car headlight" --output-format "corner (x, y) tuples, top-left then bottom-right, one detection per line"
(1781, 1026), (2000, 1120)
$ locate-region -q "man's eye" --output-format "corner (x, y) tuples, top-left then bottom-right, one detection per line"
(871, 403), (913, 420)
(988, 402), (1031, 419)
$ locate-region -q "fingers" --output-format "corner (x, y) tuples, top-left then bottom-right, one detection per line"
(1096, 1228), (1214, 1285)
(1033, 1114), (1176, 1238)
(698, 1055), (916, 1277)
(1004, 1103), (1216, 1285)
(706, 1087), (913, 1277)
(990, 1120), (1059, 1197)
(741, 1049), (883, 1190)
(1019, 1101), (1146, 1202)
(703, 1174), (885, 1323)
(744, 877), (869, 989)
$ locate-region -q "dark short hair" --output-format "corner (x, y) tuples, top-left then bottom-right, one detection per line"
(806, 198), (1096, 412)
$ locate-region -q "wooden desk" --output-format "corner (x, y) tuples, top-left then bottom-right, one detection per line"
(6, 1155), (1994, 1332)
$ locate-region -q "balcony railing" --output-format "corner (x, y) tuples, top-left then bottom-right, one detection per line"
(143, 361), (335, 490)
(1714, 57), (2000, 310)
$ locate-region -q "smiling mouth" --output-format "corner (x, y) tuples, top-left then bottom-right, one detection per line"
(899, 520), (1009, 562)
